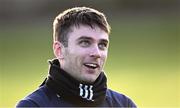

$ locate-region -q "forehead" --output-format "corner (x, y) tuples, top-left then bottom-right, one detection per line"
(68, 25), (109, 41)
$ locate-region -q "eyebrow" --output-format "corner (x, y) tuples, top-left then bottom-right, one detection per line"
(77, 36), (109, 43)
(77, 36), (93, 41)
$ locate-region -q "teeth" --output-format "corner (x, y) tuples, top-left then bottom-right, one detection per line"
(84, 63), (98, 68)
(86, 64), (97, 67)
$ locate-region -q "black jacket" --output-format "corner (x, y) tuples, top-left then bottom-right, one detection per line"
(16, 85), (136, 107)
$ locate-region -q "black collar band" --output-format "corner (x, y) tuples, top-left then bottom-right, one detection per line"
(42, 59), (107, 106)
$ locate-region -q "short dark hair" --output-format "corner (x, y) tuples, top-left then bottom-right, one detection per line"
(53, 7), (111, 47)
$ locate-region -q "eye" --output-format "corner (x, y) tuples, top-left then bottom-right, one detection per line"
(98, 42), (107, 50)
(79, 40), (91, 47)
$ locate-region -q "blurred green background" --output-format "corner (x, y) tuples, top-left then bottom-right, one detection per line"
(0, 0), (179, 107)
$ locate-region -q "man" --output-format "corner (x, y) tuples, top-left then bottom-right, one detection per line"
(16, 7), (136, 107)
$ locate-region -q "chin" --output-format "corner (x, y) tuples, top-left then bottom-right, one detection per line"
(82, 76), (97, 84)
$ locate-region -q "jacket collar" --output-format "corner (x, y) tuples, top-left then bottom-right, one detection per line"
(42, 59), (107, 106)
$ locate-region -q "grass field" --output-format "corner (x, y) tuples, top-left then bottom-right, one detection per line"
(0, 15), (179, 107)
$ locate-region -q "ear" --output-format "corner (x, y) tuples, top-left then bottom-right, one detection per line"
(53, 41), (64, 59)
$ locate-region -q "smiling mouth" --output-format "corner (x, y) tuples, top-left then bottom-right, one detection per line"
(84, 63), (99, 69)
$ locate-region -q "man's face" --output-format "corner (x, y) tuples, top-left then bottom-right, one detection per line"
(60, 25), (109, 83)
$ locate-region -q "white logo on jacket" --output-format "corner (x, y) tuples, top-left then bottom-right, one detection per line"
(79, 84), (94, 101)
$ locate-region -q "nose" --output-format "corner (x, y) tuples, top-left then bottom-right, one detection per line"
(89, 45), (101, 59)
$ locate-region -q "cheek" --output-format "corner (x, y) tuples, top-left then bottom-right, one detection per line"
(65, 55), (80, 72)
(70, 52), (84, 66)
(102, 51), (108, 59)
(101, 52), (108, 64)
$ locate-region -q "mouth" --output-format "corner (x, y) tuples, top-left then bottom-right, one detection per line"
(83, 63), (100, 69)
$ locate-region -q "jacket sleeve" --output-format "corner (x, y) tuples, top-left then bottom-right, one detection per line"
(16, 99), (39, 107)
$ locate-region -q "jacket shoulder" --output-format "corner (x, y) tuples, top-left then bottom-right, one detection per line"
(16, 86), (52, 107)
(16, 99), (39, 107)
(106, 89), (136, 107)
